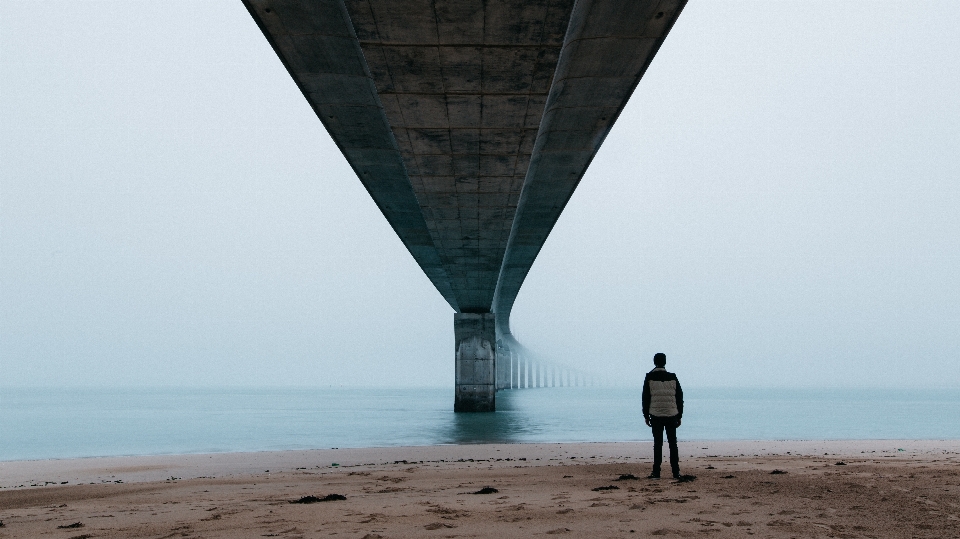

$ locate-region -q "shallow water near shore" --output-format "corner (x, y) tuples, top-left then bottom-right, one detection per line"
(2, 386), (959, 461)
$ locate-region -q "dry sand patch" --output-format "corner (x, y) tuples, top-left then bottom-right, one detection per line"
(1, 454), (958, 538)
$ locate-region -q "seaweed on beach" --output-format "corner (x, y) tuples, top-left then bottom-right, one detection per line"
(614, 474), (639, 481)
(591, 485), (619, 491)
(57, 522), (84, 529)
(769, 470), (788, 475)
(291, 494), (346, 504)
(473, 487), (498, 494)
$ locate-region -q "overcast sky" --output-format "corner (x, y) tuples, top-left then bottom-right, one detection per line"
(2, 0), (958, 388)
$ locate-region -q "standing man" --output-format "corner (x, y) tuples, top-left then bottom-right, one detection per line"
(642, 352), (683, 479)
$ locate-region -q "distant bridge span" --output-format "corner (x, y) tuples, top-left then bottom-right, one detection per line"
(242, 0), (686, 411)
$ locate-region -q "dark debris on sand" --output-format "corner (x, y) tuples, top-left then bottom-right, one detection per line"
(675, 475), (697, 483)
(473, 487), (498, 494)
(291, 494), (347, 504)
(614, 474), (639, 481)
(591, 485), (620, 491)
(770, 470), (788, 475)
(57, 522), (84, 529)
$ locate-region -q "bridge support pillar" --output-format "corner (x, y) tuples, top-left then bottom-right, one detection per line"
(495, 337), (511, 390)
(454, 313), (496, 412)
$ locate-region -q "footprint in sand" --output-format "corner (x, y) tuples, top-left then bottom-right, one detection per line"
(262, 527), (301, 537)
(427, 505), (470, 519)
(424, 522), (457, 530)
(378, 476), (405, 483)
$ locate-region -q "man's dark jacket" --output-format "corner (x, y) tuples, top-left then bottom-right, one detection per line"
(642, 367), (683, 422)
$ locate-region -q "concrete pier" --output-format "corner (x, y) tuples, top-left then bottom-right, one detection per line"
(495, 338), (511, 391)
(520, 355), (527, 388)
(454, 313), (496, 412)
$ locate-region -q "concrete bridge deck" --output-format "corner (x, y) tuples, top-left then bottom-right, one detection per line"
(242, 0), (686, 410)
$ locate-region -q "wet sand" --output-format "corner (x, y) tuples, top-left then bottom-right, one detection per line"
(1, 440), (958, 538)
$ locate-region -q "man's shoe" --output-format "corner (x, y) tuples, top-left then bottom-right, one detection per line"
(647, 473), (660, 479)
(672, 473), (681, 480)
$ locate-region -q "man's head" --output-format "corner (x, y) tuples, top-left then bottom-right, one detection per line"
(653, 353), (666, 367)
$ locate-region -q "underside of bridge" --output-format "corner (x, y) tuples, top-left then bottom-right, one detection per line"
(243, 0), (686, 411)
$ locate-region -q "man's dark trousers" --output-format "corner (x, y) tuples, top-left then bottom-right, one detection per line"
(650, 415), (680, 477)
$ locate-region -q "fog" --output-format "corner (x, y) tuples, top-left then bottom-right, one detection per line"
(2, 1), (958, 388)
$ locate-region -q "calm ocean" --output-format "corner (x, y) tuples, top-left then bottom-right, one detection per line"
(2, 387), (959, 461)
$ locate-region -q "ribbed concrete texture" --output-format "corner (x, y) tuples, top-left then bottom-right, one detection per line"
(243, 0), (687, 409)
(454, 313), (496, 412)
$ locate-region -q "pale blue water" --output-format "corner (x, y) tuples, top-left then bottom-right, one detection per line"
(2, 387), (959, 461)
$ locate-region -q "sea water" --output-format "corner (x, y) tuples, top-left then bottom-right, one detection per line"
(2, 387), (959, 461)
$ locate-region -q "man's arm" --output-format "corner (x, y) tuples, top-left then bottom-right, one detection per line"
(675, 376), (683, 420)
(641, 374), (651, 425)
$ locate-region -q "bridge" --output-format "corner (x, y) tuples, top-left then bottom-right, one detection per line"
(242, 0), (686, 411)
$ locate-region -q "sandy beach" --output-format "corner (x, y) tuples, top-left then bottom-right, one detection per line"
(1, 440), (958, 538)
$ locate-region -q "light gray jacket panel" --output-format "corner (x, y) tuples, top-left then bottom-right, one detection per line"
(648, 378), (679, 417)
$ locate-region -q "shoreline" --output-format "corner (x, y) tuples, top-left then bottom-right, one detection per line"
(3, 439), (959, 490)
